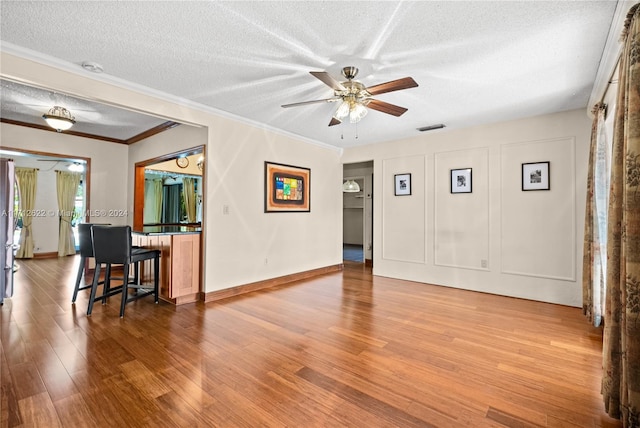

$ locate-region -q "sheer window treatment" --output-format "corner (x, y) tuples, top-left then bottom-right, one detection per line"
(56, 171), (81, 256)
(183, 177), (197, 223)
(582, 103), (610, 327)
(144, 179), (163, 224)
(601, 4), (640, 426)
(15, 167), (37, 259)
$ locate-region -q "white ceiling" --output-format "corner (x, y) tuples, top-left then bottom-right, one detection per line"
(0, 1), (623, 148)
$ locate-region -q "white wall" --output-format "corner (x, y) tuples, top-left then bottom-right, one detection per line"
(128, 108), (343, 293)
(342, 109), (592, 307)
(202, 119), (342, 292)
(2, 50), (597, 306)
(2, 51), (343, 295)
(1, 123), (129, 252)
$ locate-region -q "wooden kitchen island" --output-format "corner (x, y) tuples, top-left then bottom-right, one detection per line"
(132, 226), (201, 305)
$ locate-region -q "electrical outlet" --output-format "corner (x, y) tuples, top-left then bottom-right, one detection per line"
(223, 205), (229, 215)
(264, 258), (268, 265)
(481, 259), (488, 268)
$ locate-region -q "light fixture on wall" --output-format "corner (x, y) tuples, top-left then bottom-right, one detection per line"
(68, 162), (84, 172)
(42, 106), (75, 132)
(342, 179), (360, 193)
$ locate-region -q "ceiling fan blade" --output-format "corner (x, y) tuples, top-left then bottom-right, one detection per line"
(310, 71), (346, 91)
(366, 99), (408, 117)
(366, 77), (418, 96)
(328, 117), (341, 127)
(281, 97), (340, 108)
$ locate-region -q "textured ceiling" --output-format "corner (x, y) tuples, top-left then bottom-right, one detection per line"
(0, 79), (169, 141)
(0, 1), (621, 148)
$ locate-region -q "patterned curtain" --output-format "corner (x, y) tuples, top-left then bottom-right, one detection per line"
(602, 4), (640, 426)
(15, 167), (38, 259)
(56, 171), (81, 256)
(582, 103), (609, 326)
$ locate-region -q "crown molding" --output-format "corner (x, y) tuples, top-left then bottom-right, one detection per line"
(587, 0), (635, 114)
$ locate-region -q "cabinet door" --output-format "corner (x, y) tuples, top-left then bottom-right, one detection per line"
(170, 234), (200, 298)
(133, 234), (171, 301)
(157, 235), (172, 300)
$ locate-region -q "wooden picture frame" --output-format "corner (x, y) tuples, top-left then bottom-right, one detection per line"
(264, 161), (310, 212)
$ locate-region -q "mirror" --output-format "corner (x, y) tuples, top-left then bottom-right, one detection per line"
(134, 146), (204, 230)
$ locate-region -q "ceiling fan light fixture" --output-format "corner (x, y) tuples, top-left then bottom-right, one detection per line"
(342, 179), (361, 193)
(42, 106), (75, 132)
(335, 100), (350, 119)
(349, 103), (368, 123)
(284, 66), (417, 128)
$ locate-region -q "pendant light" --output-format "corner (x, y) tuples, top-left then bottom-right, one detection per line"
(342, 179), (360, 193)
(42, 106), (75, 132)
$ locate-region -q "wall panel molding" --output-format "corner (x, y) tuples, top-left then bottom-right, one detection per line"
(500, 137), (576, 281)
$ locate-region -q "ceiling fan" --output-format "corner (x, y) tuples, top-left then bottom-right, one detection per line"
(282, 66), (418, 126)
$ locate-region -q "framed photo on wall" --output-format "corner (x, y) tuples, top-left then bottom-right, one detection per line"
(394, 173), (411, 196)
(264, 161), (310, 212)
(450, 168), (472, 193)
(522, 161), (550, 191)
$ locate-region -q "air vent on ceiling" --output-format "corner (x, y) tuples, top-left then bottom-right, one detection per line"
(417, 124), (445, 132)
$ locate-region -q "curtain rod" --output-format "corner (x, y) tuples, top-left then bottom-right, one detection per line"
(145, 170), (201, 179)
(598, 50), (622, 106)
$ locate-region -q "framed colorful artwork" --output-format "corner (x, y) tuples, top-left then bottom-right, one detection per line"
(264, 161), (310, 212)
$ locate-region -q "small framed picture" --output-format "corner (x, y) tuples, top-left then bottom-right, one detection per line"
(450, 168), (472, 193)
(522, 161), (550, 191)
(394, 173), (411, 196)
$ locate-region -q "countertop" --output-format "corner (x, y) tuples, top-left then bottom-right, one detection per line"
(133, 225), (201, 235)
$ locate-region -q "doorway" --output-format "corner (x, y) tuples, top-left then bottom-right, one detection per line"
(343, 161), (373, 265)
(0, 147), (89, 257)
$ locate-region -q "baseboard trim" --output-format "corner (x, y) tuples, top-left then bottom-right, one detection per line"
(202, 264), (344, 303)
(33, 251), (58, 259)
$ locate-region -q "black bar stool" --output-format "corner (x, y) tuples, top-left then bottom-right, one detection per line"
(72, 223), (111, 303)
(87, 225), (160, 317)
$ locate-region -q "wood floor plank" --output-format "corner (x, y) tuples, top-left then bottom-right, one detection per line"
(295, 365), (433, 427)
(23, 340), (78, 402)
(1, 257), (623, 427)
(17, 391), (62, 428)
(52, 393), (99, 428)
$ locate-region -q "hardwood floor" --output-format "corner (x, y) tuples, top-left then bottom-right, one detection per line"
(1, 257), (622, 427)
